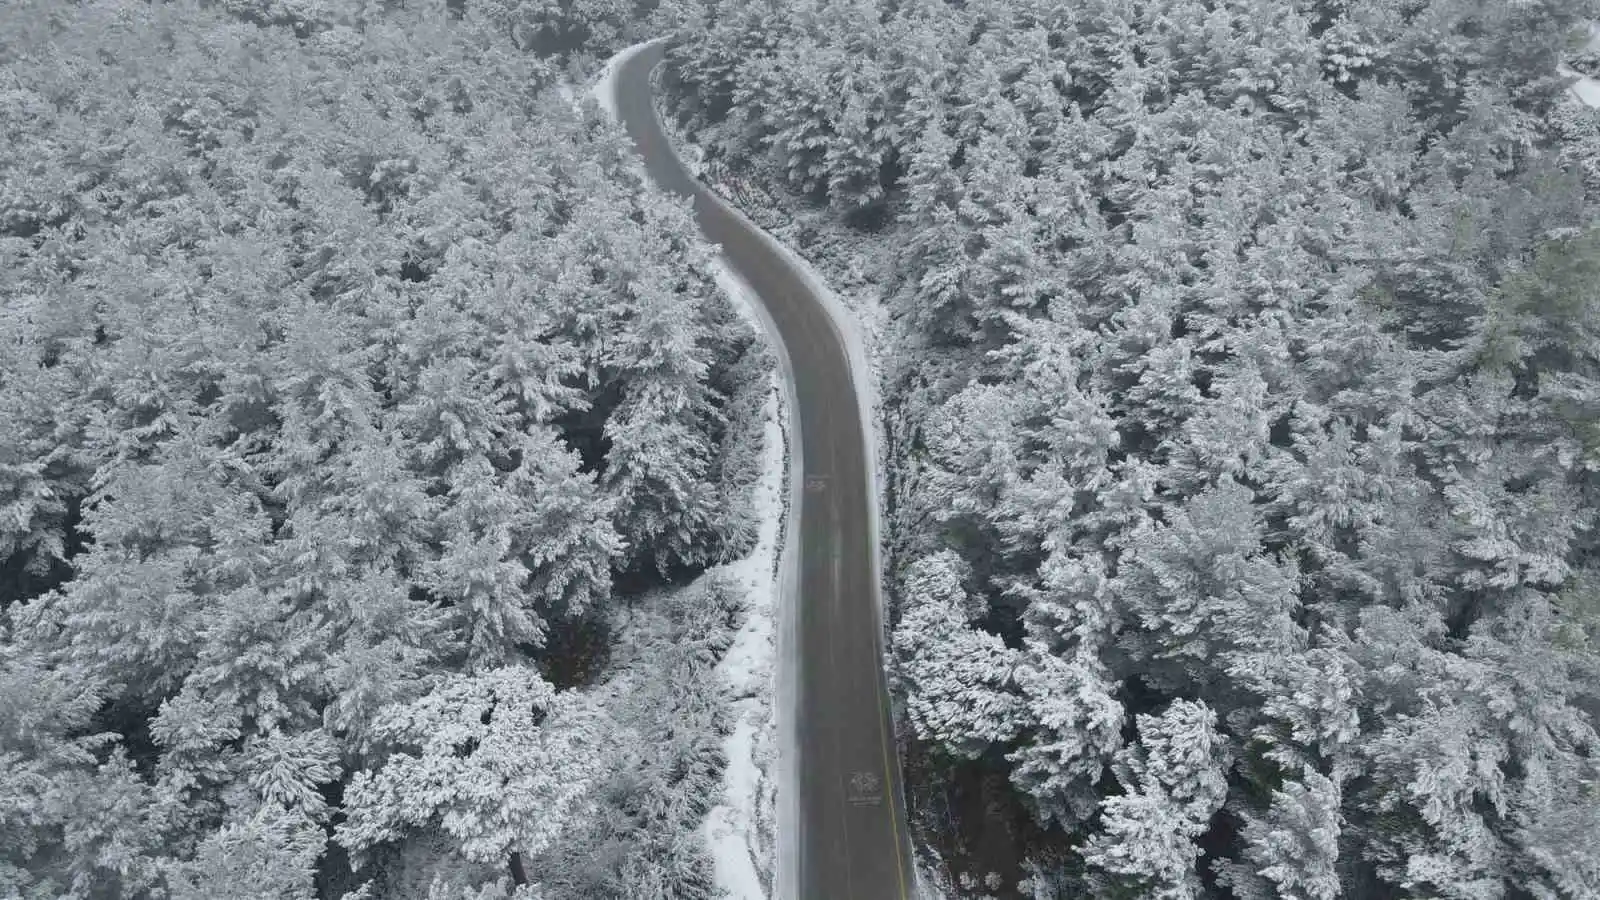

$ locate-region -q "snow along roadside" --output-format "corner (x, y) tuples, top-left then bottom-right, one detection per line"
(645, 70), (973, 900)
(642, 78), (937, 899)
(1560, 22), (1600, 108)
(697, 268), (790, 899)
(591, 40), (798, 900)
(587, 37), (641, 121)
(1560, 63), (1600, 108)
(643, 72), (891, 505)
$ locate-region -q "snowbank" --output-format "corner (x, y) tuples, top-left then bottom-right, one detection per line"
(1561, 64), (1600, 108)
(696, 356), (787, 899)
(1561, 24), (1600, 108)
(589, 43), (798, 900)
(587, 37), (664, 120)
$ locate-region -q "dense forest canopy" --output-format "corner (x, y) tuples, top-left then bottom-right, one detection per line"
(8, 0), (1600, 895)
(664, 0), (1600, 896)
(0, 0), (766, 896)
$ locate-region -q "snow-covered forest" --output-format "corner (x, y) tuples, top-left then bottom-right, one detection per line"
(7, 0), (1600, 895)
(662, 0), (1600, 896)
(0, 0), (773, 897)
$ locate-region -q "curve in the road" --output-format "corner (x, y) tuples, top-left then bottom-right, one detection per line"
(603, 40), (917, 900)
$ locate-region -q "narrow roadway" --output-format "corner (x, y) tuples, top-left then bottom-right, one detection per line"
(609, 42), (916, 900)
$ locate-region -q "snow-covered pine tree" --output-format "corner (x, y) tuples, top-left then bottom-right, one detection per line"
(892, 551), (1028, 759)
(1080, 699), (1231, 900)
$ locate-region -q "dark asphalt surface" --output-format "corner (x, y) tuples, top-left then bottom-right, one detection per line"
(611, 42), (916, 900)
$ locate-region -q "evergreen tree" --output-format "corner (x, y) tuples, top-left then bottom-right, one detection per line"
(892, 551), (1027, 759)
(1081, 700), (1231, 899)
(338, 668), (612, 876)
(1215, 768), (1343, 900)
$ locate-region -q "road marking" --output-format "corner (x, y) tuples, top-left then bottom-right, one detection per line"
(846, 770), (883, 806)
(877, 660), (912, 899)
(804, 474), (829, 493)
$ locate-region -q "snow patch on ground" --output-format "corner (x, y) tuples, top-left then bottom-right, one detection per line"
(1561, 64), (1600, 108)
(554, 80), (579, 113)
(587, 37), (665, 119)
(702, 718), (766, 897)
(1562, 23), (1600, 108)
(695, 273), (788, 900)
(588, 43), (792, 900)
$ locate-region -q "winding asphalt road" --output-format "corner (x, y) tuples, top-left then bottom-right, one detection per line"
(609, 42), (916, 900)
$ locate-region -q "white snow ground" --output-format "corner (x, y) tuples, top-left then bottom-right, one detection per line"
(1563, 22), (1600, 108)
(695, 354), (787, 900)
(589, 38), (661, 120)
(590, 43), (791, 900)
(1562, 64), (1600, 108)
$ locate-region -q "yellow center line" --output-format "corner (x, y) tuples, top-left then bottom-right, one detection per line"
(876, 658), (911, 899)
(871, 553), (911, 899)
